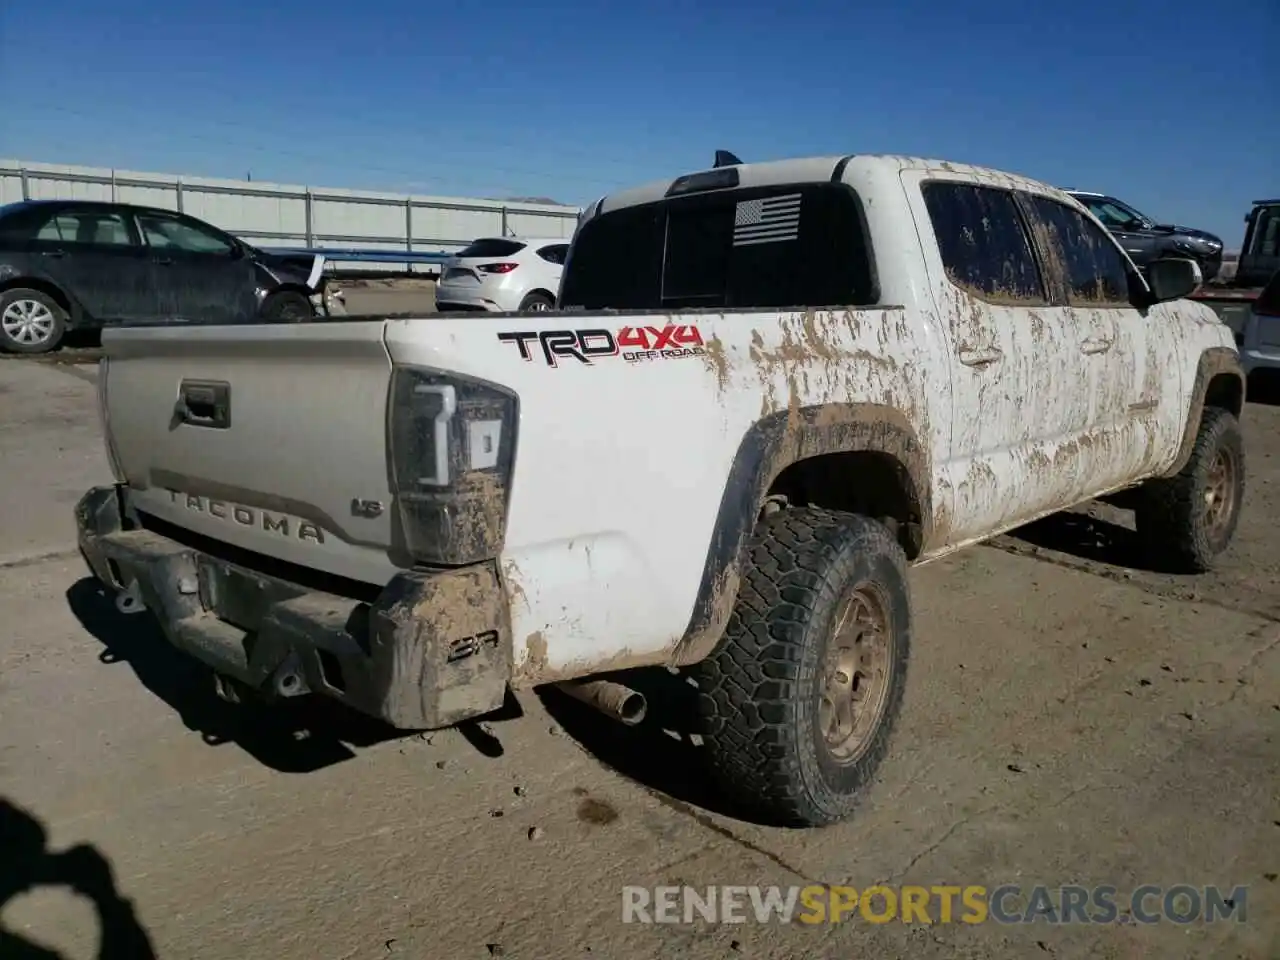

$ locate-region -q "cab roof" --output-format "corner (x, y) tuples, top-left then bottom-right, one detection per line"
(593, 153), (1082, 216)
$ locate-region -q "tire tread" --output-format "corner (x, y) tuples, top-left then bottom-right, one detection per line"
(696, 507), (909, 827)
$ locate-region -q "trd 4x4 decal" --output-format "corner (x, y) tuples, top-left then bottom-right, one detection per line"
(498, 324), (706, 366)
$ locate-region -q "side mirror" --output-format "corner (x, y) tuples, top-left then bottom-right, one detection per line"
(1145, 257), (1201, 303)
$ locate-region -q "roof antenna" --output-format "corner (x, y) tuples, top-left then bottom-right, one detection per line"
(713, 150), (742, 168)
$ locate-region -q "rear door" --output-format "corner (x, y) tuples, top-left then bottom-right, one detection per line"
(903, 174), (1095, 544)
(27, 206), (158, 323)
(133, 209), (258, 324)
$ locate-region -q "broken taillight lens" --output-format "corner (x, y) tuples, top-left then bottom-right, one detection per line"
(387, 366), (518, 566)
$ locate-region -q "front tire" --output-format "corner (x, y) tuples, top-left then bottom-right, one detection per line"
(261, 290), (315, 322)
(1135, 407), (1244, 572)
(0, 288), (68, 354)
(695, 508), (911, 827)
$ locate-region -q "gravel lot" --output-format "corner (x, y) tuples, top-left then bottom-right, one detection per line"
(0, 358), (1277, 960)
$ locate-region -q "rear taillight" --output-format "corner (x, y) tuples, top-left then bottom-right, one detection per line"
(478, 262), (519, 274)
(388, 366), (518, 566)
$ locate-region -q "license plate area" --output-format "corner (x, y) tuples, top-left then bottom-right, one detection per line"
(197, 556), (307, 632)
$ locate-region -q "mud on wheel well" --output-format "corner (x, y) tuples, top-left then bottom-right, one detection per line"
(1204, 373), (1244, 418)
(0, 277), (75, 318)
(765, 451), (925, 559)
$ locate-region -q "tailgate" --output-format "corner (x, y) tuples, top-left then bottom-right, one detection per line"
(101, 321), (401, 586)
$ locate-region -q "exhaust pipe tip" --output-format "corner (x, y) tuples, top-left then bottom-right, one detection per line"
(614, 690), (647, 726)
(557, 678), (648, 726)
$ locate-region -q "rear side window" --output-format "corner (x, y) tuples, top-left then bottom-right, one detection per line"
(922, 182), (1045, 304)
(1027, 196), (1131, 305)
(560, 184), (876, 310)
(34, 209), (135, 247)
(536, 243), (568, 265)
(457, 238), (526, 258)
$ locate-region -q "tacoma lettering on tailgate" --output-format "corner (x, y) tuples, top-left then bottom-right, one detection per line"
(166, 490), (325, 543)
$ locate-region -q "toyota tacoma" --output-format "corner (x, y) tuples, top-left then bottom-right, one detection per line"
(76, 153), (1246, 827)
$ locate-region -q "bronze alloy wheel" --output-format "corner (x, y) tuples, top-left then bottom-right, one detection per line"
(819, 582), (893, 764)
(1203, 445), (1238, 542)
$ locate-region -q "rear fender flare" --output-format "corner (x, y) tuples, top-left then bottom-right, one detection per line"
(670, 402), (932, 666)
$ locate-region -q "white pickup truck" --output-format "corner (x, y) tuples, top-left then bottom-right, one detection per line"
(76, 153), (1245, 827)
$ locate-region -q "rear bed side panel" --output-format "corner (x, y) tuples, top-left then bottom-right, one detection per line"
(385, 300), (941, 685)
(102, 322), (402, 585)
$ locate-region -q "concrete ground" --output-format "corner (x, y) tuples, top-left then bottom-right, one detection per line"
(338, 278), (440, 318)
(0, 357), (1277, 960)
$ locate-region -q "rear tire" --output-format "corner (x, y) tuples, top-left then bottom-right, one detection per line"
(1134, 407), (1244, 572)
(695, 508), (911, 827)
(261, 290), (314, 322)
(0, 287), (68, 354)
(518, 291), (554, 312)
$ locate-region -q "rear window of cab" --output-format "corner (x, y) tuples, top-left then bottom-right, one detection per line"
(559, 183), (878, 311)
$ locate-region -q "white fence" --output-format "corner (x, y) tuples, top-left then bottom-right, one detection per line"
(0, 159), (583, 273)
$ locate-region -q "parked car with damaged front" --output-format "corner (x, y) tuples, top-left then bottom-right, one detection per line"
(1065, 190), (1225, 283)
(0, 199), (337, 353)
(76, 153), (1245, 828)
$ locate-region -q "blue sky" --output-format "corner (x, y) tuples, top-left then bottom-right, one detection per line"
(1, 0), (1275, 243)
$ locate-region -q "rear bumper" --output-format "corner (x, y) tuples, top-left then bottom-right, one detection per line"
(433, 282), (520, 313)
(433, 294), (503, 312)
(75, 484), (512, 730)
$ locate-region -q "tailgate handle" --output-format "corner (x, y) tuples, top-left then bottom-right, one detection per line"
(172, 380), (231, 430)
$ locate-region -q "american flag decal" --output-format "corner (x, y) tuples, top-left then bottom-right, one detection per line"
(733, 193), (803, 247)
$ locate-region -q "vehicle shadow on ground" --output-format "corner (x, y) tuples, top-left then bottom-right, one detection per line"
(0, 797), (158, 959)
(1004, 509), (1153, 571)
(537, 668), (752, 822)
(65, 577), (407, 774)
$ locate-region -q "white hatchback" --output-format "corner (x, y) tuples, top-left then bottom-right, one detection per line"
(434, 236), (570, 313)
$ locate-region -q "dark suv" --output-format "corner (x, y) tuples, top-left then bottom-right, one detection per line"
(1067, 191), (1225, 283)
(0, 200), (328, 354)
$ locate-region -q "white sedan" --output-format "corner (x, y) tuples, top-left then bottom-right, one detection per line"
(434, 236), (569, 313)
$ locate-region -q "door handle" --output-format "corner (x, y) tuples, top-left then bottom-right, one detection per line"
(40, 250), (65, 259)
(1080, 337), (1113, 355)
(958, 345), (1003, 367)
(155, 257), (174, 266)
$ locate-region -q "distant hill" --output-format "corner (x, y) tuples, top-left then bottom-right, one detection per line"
(499, 196), (568, 206)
